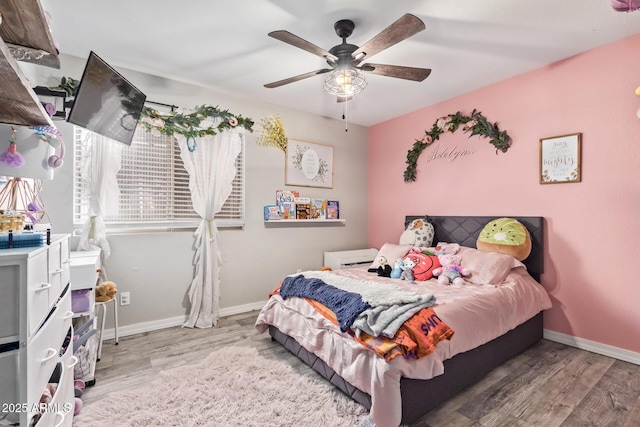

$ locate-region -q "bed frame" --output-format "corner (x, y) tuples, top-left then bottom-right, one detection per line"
(269, 215), (545, 425)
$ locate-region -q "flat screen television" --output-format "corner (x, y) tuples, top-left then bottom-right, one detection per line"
(67, 51), (146, 145)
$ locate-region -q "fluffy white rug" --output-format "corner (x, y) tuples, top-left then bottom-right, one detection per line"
(74, 346), (369, 427)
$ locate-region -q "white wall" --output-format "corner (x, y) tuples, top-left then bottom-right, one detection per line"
(30, 54), (369, 330)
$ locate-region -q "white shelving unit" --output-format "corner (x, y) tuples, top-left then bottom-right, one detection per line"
(0, 235), (75, 427)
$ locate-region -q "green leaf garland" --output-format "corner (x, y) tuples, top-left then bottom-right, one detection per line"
(139, 105), (254, 138)
(404, 109), (511, 182)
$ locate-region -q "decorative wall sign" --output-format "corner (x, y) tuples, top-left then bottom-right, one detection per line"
(404, 109), (511, 182)
(540, 133), (581, 184)
(286, 139), (333, 188)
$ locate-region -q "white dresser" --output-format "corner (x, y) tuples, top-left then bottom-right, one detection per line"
(0, 235), (75, 427)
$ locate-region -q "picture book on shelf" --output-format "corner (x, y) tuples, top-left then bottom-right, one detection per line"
(310, 198), (326, 219)
(276, 190), (299, 204)
(296, 202), (310, 220)
(278, 202), (296, 219)
(263, 205), (280, 221)
(326, 200), (340, 219)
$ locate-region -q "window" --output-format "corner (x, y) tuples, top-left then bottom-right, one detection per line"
(73, 126), (245, 232)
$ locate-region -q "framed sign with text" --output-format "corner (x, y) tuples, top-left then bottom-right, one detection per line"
(540, 133), (581, 184)
(285, 139), (334, 188)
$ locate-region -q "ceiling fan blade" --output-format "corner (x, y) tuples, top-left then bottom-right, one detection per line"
(268, 30), (338, 61)
(264, 69), (333, 88)
(360, 63), (431, 81)
(336, 96), (353, 103)
(352, 14), (425, 61)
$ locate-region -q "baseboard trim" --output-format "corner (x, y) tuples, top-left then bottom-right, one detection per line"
(544, 329), (640, 366)
(100, 300), (268, 341)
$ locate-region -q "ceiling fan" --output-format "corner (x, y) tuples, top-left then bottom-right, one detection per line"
(264, 13), (432, 100)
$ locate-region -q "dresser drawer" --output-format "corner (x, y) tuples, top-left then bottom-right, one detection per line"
(0, 348), (19, 424)
(47, 240), (68, 308)
(34, 345), (75, 427)
(27, 290), (73, 407)
(27, 251), (51, 337)
(0, 264), (19, 341)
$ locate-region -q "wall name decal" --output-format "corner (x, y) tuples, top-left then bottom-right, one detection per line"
(404, 109), (511, 182)
(425, 144), (476, 162)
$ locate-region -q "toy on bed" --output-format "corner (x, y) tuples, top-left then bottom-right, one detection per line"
(390, 258), (403, 279)
(399, 218), (434, 247)
(400, 257), (416, 283)
(476, 217), (532, 261)
(432, 244), (469, 285)
(374, 255), (392, 277)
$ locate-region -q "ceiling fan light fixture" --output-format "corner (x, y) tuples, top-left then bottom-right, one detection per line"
(323, 68), (367, 97)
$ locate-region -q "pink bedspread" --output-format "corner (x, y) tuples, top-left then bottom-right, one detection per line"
(255, 265), (551, 427)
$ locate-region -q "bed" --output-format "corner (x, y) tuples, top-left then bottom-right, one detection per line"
(255, 215), (551, 427)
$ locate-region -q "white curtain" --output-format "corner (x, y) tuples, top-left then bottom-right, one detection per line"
(179, 125), (244, 328)
(77, 135), (123, 275)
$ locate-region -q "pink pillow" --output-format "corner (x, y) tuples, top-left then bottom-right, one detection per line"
(458, 246), (524, 285)
(369, 243), (412, 270)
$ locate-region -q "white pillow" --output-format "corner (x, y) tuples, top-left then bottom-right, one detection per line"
(458, 246), (525, 285)
(368, 243), (412, 270)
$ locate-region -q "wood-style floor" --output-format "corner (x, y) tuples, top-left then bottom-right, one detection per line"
(84, 311), (640, 426)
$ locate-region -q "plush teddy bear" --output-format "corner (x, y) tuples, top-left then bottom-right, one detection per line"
(400, 257), (416, 284)
(390, 258), (403, 279)
(432, 253), (469, 286)
(95, 281), (117, 302)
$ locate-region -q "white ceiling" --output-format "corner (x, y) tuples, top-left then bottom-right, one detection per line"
(41, 0), (640, 127)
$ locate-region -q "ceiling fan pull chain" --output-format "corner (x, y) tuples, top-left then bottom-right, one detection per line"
(343, 98), (349, 132)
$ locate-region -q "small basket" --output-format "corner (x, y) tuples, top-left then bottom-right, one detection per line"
(0, 214), (25, 232)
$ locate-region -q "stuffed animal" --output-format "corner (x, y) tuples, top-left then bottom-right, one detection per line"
(95, 281), (117, 302)
(390, 258), (403, 279)
(375, 255), (392, 277)
(400, 257), (416, 284)
(432, 253), (469, 286)
(399, 218), (435, 248)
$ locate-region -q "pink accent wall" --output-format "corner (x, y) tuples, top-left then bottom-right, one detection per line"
(368, 34), (640, 353)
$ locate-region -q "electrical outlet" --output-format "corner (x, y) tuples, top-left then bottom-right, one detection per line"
(120, 291), (130, 306)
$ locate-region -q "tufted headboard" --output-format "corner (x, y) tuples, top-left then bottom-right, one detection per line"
(405, 215), (544, 282)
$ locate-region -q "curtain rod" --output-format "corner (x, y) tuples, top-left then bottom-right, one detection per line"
(145, 100), (178, 112)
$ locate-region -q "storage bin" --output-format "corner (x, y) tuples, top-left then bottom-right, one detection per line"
(0, 232), (44, 249)
(0, 214), (24, 232)
(71, 289), (91, 313)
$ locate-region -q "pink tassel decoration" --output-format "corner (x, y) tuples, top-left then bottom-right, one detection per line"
(0, 128), (25, 168)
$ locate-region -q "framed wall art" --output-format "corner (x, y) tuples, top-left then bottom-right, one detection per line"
(540, 133), (582, 184)
(285, 138), (334, 188)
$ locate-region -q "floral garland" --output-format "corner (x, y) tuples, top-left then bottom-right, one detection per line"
(404, 109), (511, 182)
(256, 115), (287, 152)
(139, 105), (254, 139)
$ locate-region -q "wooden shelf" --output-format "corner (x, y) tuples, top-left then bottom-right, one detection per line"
(264, 219), (346, 227)
(0, 38), (54, 127)
(0, 0), (60, 68)
(0, 0), (60, 127)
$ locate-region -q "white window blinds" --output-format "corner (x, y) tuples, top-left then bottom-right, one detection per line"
(73, 126), (245, 232)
